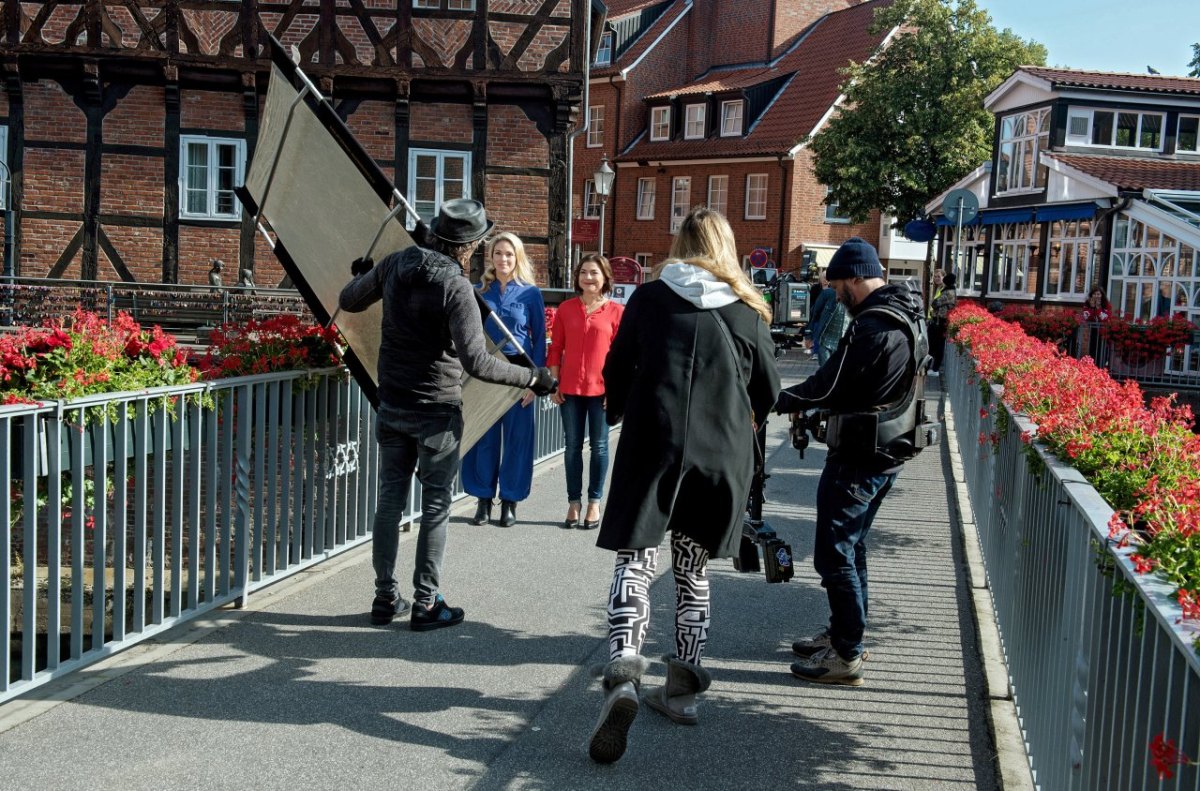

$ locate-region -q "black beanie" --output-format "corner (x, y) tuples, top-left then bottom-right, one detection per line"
(942, 272), (957, 288)
(826, 237), (884, 281)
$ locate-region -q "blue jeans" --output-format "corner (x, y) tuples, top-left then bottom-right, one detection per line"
(813, 460), (897, 660)
(560, 394), (608, 503)
(372, 402), (462, 606)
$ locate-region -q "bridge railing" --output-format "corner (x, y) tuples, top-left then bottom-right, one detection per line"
(945, 347), (1200, 790)
(1, 370), (565, 704)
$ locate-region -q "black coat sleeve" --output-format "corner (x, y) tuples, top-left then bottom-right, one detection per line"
(602, 287), (643, 426)
(749, 316), (782, 425)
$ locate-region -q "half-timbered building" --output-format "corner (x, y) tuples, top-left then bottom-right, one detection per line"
(0, 0), (600, 289)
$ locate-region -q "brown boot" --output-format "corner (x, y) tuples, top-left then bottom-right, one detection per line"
(644, 655), (712, 726)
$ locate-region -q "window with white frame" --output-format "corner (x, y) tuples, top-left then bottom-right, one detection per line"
(1044, 219), (1100, 299)
(447, 0), (474, 8)
(635, 253), (652, 269)
(684, 104), (705, 139)
(636, 177), (655, 220)
(587, 105), (604, 148)
(413, 0), (438, 7)
(707, 175), (728, 216)
(595, 32), (613, 67)
(988, 222), (1037, 295)
(408, 148), (470, 228)
(670, 176), (691, 233)
(582, 179), (601, 219)
(995, 108), (1049, 194)
(1065, 107), (1165, 151)
(181, 136), (246, 220)
(1178, 115), (1200, 154)
(720, 100), (743, 137)
(943, 223), (987, 295)
(824, 187), (850, 223)
(650, 106), (671, 141)
(745, 173), (767, 219)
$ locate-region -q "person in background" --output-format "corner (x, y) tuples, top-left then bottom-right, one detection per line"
(1080, 284), (1111, 364)
(808, 270), (836, 364)
(927, 271), (957, 374)
(805, 271), (825, 355)
(548, 254), (623, 530)
(585, 207), (780, 764)
(461, 232), (547, 528)
(338, 199), (557, 631)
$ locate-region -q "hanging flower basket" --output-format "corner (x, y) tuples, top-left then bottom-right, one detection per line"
(1101, 315), (1194, 372)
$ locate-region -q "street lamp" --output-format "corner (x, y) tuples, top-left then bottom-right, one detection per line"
(593, 155), (615, 257)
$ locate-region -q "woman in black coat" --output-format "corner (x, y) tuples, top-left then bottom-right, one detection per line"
(587, 208), (780, 764)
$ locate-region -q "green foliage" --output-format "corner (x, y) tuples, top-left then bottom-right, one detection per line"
(808, 0), (1047, 225)
(1189, 43), (1200, 78)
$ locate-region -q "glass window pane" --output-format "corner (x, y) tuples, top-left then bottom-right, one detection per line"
(1180, 117), (1199, 152)
(1092, 111), (1113, 145)
(1116, 112), (1137, 146)
(415, 176), (437, 202)
(186, 189), (206, 215)
(1140, 114), (1162, 149)
(443, 156), (463, 181)
(416, 155), (437, 179)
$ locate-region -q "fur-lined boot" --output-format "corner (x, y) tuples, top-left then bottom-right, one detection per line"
(588, 654), (651, 763)
(644, 655), (712, 726)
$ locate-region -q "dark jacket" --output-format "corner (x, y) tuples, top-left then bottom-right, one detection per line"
(775, 283), (923, 470)
(598, 279), (781, 559)
(338, 246), (531, 407)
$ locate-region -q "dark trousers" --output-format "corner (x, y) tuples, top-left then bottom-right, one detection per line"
(560, 394), (609, 503)
(372, 402), (462, 606)
(929, 321), (947, 371)
(813, 460), (897, 660)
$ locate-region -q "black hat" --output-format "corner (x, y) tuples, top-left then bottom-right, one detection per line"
(429, 198), (494, 244)
(942, 272), (957, 288)
(826, 237), (884, 281)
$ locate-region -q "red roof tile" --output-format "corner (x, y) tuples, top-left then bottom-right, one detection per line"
(1048, 154), (1200, 192)
(619, 0), (893, 161)
(1021, 66), (1200, 96)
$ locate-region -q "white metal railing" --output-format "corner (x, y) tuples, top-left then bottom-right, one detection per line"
(946, 347), (1200, 790)
(2, 369), (565, 704)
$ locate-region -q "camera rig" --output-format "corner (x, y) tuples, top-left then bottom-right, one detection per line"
(733, 421), (794, 583)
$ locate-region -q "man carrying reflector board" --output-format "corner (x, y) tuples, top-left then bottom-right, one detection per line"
(339, 198), (557, 632)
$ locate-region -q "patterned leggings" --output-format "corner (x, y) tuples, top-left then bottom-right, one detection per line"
(607, 532), (711, 665)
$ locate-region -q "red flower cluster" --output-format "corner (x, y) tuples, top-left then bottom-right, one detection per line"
(195, 315), (342, 379)
(544, 306), (557, 342)
(1102, 315), (1195, 362)
(0, 309), (196, 404)
(950, 302), (1200, 628)
(1150, 732), (1196, 780)
(996, 304), (1080, 345)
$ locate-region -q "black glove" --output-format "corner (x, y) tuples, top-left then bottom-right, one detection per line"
(413, 219), (433, 248)
(351, 256), (374, 277)
(528, 366), (558, 397)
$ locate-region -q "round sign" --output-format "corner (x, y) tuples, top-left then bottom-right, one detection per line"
(749, 248), (769, 268)
(943, 188), (979, 226)
(607, 256), (642, 284)
(903, 219), (936, 243)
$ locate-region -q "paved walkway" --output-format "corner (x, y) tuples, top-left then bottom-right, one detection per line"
(0, 352), (1003, 790)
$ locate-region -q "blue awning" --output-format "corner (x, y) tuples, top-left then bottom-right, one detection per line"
(1035, 202), (1099, 222)
(979, 207), (1035, 225)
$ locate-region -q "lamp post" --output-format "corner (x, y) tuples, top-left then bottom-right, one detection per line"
(0, 160), (12, 327)
(593, 155), (615, 257)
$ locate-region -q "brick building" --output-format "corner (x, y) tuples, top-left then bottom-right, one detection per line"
(570, 0), (928, 284)
(0, 1), (600, 290)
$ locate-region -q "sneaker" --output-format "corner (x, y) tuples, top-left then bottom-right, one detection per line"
(791, 628), (832, 658)
(369, 594), (411, 626)
(791, 646), (864, 686)
(410, 594), (465, 632)
(792, 629), (869, 660)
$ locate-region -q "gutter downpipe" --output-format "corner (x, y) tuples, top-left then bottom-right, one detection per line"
(777, 154), (789, 272)
(565, 2), (600, 286)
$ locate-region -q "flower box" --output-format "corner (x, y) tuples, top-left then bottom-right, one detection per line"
(1108, 351), (1166, 378)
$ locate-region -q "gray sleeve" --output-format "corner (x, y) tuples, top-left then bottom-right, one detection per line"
(446, 278), (535, 388)
(338, 258), (387, 313)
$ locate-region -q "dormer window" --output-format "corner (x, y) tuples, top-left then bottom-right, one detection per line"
(995, 107), (1049, 194)
(720, 100), (743, 137)
(595, 32), (613, 67)
(684, 104), (706, 139)
(1065, 107), (1164, 151)
(650, 106), (671, 141)
(1177, 115), (1199, 153)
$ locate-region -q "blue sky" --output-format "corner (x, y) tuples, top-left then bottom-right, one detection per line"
(975, 0), (1199, 77)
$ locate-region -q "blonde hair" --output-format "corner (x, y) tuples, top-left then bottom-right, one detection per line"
(654, 207), (771, 323)
(481, 232), (535, 289)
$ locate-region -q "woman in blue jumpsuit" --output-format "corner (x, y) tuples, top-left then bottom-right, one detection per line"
(462, 231), (546, 527)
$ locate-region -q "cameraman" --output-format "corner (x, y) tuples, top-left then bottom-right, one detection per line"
(774, 237), (925, 686)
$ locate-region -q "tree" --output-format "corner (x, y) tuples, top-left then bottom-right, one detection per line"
(808, 0), (1046, 226)
(1188, 43), (1200, 78)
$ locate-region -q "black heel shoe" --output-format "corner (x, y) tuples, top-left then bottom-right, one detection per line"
(563, 503), (580, 529)
(470, 498), (493, 526)
(581, 506), (601, 530)
(498, 500), (518, 527)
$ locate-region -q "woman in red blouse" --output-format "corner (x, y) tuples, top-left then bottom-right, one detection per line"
(548, 254), (624, 529)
